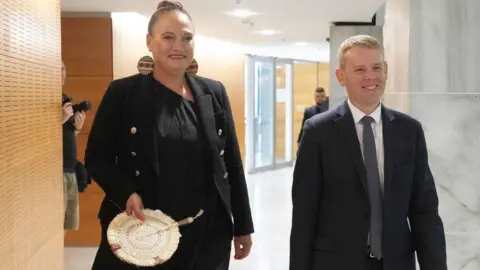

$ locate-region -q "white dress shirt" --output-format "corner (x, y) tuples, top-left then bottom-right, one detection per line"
(347, 99), (385, 192)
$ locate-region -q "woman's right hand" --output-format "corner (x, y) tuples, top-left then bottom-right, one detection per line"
(126, 193), (145, 222)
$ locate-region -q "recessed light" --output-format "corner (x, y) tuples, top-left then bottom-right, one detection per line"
(226, 9), (259, 18)
(294, 42), (308, 46)
(255, 29), (281, 35)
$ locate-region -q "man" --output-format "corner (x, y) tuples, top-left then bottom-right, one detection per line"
(297, 87), (327, 143)
(62, 61), (86, 232)
(290, 35), (447, 270)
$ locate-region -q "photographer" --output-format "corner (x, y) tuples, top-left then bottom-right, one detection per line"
(62, 62), (87, 232)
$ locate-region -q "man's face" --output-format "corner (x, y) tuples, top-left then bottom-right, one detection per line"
(335, 46), (387, 109)
(315, 91), (326, 105)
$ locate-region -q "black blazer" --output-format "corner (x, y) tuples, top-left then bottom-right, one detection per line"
(290, 101), (447, 270)
(85, 73), (254, 237)
(297, 104), (327, 143)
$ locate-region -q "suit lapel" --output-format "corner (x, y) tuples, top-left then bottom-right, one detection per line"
(334, 101), (369, 194)
(381, 106), (396, 196)
(185, 75), (218, 153)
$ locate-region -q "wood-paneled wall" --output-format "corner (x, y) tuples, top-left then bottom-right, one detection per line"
(193, 37), (246, 158)
(0, 0), (64, 269)
(62, 16), (113, 246)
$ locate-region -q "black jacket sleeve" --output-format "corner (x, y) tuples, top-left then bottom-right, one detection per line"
(218, 81), (254, 237)
(84, 82), (138, 209)
(409, 124), (447, 270)
(297, 108), (309, 143)
(290, 118), (322, 270)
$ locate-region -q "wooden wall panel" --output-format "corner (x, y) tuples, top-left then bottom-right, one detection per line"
(275, 102), (286, 161)
(61, 18), (113, 77)
(193, 48), (246, 158)
(318, 63), (330, 96)
(61, 16), (113, 246)
(292, 62), (319, 158)
(0, 0), (64, 269)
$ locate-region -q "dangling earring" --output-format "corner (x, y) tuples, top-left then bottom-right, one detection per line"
(137, 56), (154, 75)
(186, 58), (198, 76)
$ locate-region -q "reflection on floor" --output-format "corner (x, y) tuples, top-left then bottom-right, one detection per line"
(65, 167), (294, 270)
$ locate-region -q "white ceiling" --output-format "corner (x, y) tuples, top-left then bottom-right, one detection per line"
(61, 0), (385, 48)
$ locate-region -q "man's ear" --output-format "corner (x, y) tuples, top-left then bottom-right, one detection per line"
(335, 68), (346, 87)
(383, 61), (388, 79)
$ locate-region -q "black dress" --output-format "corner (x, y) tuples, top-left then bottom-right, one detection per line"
(150, 79), (218, 269)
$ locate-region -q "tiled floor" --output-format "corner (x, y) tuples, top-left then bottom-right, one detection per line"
(65, 167), (294, 270)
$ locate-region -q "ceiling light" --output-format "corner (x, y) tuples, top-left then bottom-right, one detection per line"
(226, 9), (259, 18)
(294, 42), (308, 46)
(255, 29), (281, 35)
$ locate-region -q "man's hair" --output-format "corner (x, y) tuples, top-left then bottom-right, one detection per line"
(315, 87), (325, 93)
(337, 35), (383, 69)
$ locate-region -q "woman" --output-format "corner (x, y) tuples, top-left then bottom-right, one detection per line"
(85, 1), (254, 269)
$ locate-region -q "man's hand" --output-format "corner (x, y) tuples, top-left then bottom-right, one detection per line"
(73, 111), (86, 131)
(233, 234), (252, 260)
(126, 193), (145, 222)
(62, 102), (73, 124)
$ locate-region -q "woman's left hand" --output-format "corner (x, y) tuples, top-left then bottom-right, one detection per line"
(73, 111), (86, 131)
(233, 234), (252, 260)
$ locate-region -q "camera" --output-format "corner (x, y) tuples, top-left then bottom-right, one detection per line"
(62, 93), (92, 113)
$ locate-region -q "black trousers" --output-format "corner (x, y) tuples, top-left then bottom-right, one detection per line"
(92, 199), (232, 270)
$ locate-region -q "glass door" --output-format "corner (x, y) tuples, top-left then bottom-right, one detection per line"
(274, 60), (293, 167)
(253, 57), (275, 170)
(245, 55), (293, 173)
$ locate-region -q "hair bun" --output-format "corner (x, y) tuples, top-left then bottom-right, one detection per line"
(156, 1), (183, 10)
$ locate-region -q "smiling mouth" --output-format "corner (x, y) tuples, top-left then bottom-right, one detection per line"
(363, 85), (379, 90)
(169, 55), (186, 59)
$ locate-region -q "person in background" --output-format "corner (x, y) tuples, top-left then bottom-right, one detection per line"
(290, 35), (447, 270)
(62, 61), (86, 233)
(297, 87), (327, 143)
(85, 1), (254, 269)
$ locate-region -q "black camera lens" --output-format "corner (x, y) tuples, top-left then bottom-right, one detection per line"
(72, 101), (92, 113)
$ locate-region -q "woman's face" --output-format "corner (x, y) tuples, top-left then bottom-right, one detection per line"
(147, 11), (195, 75)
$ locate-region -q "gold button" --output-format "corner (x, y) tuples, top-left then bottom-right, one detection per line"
(223, 172), (228, 179)
(131, 152), (137, 157)
(135, 170), (140, 176)
(220, 150), (225, 156)
(218, 129), (223, 136)
(131, 127), (137, 134)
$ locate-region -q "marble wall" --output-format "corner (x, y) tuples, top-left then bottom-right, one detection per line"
(384, 0), (480, 269)
(384, 93), (480, 269)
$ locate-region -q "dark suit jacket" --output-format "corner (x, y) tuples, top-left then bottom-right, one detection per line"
(85, 73), (254, 238)
(297, 103), (328, 143)
(290, 101), (447, 270)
